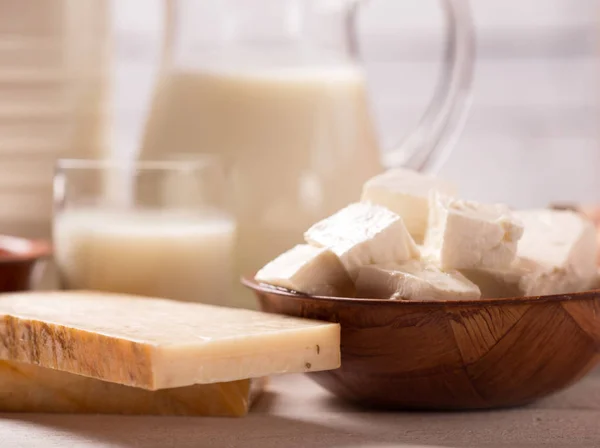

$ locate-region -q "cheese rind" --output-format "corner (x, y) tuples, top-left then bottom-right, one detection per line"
(425, 193), (524, 270)
(361, 168), (456, 242)
(355, 260), (481, 300)
(0, 360), (265, 416)
(255, 244), (355, 297)
(461, 209), (598, 297)
(0, 291), (341, 390)
(304, 202), (419, 278)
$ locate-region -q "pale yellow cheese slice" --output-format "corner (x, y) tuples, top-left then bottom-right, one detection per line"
(0, 291), (340, 390)
(0, 360), (264, 416)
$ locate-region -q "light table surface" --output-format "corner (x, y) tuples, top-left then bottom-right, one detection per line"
(3, 370), (600, 448)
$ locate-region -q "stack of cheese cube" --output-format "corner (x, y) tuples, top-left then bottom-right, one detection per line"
(256, 168), (599, 300)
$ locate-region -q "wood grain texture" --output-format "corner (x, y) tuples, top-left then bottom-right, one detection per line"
(244, 279), (600, 410)
(448, 304), (531, 365)
(0, 360), (264, 416)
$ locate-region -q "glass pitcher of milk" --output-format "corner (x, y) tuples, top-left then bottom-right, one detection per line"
(139, 0), (474, 288)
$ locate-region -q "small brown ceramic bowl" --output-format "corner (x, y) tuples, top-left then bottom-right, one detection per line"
(0, 235), (51, 293)
(243, 278), (600, 410)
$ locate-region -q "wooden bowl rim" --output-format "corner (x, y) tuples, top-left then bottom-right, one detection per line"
(0, 235), (52, 264)
(242, 276), (600, 307)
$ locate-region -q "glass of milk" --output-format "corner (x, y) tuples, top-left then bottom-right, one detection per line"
(53, 157), (240, 307)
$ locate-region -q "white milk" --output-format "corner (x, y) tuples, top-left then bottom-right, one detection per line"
(53, 208), (240, 307)
(140, 63), (383, 282)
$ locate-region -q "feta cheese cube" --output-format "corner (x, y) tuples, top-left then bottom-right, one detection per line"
(460, 261), (530, 299)
(304, 202), (419, 278)
(255, 244), (355, 297)
(361, 168), (456, 242)
(355, 260), (481, 300)
(424, 193), (524, 270)
(516, 209), (597, 283)
(461, 209), (598, 297)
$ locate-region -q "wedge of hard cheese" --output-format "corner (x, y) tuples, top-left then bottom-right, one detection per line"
(0, 360), (265, 416)
(0, 291), (340, 390)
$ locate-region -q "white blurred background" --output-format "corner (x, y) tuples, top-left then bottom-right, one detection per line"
(112, 0), (600, 208)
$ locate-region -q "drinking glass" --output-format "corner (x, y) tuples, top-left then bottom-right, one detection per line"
(53, 157), (240, 306)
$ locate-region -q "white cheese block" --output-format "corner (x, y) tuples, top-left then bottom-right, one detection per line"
(255, 244), (355, 297)
(361, 168), (456, 242)
(0, 291), (341, 390)
(516, 209), (597, 284)
(460, 261), (531, 299)
(304, 202), (419, 278)
(0, 360), (266, 416)
(355, 260), (481, 300)
(462, 209), (598, 297)
(424, 192), (524, 270)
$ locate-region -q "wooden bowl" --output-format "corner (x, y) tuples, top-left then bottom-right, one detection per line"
(0, 235), (51, 293)
(243, 278), (600, 410)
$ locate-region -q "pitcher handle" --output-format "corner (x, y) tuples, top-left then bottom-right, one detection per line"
(350, 0), (475, 173)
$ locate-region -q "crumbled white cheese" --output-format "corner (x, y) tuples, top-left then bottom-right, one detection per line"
(361, 168), (456, 242)
(255, 244), (355, 297)
(462, 209), (598, 297)
(304, 202), (419, 278)
(355, 260), (481, 300)
(425, 193), (524, 270)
